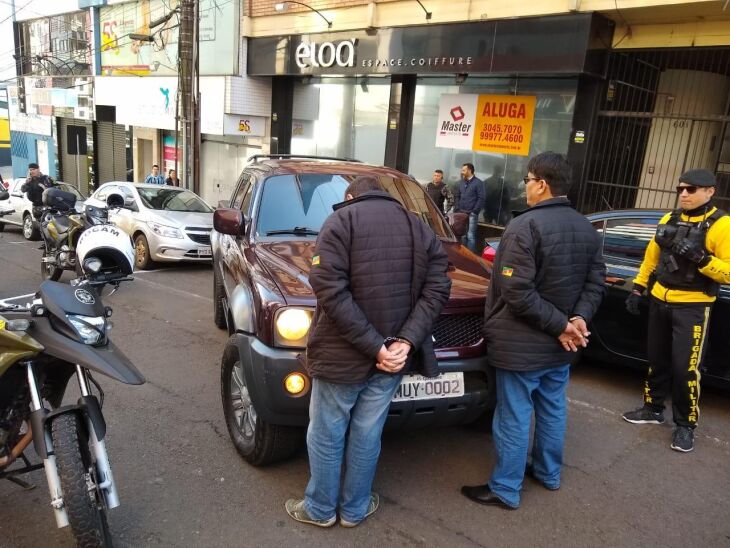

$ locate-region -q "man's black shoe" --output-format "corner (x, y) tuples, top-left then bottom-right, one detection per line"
(670, 426), (694, 453)
(460, 484), (517, 510)
(525, 463), (560, 491)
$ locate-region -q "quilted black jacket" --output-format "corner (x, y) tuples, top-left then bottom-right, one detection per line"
(483, 197), (606, 371)
(305, 191), (451, 384)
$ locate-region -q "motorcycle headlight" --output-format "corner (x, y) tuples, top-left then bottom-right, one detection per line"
(66, 314), (106, 345)
(83, 257), (103, 274)
(274, 308), (313, 348)
(147, 221), (183, 239)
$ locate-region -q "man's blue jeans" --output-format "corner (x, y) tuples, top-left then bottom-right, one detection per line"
(462, 212), (479, 251)
(488, 365), (570, 508)
(304, 374), (402, 522)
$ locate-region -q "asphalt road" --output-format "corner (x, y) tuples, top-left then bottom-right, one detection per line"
(1, 226), (729, 548)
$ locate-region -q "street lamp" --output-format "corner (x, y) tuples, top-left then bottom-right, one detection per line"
(274, 1), (333, 28)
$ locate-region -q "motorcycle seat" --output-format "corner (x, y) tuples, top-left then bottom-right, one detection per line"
(52, 215), (71, 233)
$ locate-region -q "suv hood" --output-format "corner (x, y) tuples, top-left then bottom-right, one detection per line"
(145, 210), (213, 228)
(255, 239), (489, 308)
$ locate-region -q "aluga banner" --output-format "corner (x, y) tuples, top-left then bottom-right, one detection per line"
(435, 93), (537, 156)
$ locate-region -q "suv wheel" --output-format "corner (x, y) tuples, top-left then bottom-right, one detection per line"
(213, 268), (227, 330)
(221, 339), (303, 466)
(23, 213), (40, 240)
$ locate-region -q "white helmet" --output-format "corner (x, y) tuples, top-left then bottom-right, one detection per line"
(77, 224), (135, 278)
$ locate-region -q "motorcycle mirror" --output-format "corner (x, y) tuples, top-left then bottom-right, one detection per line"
(106, 193), (125, 209)
(0, 190), (9, 201)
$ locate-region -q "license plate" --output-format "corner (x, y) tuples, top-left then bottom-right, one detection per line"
(392, 372), (464, 402)
(198, 246), (212, 257)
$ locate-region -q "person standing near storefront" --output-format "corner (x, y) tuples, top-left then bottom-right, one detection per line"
(425, 169), (453, 215)
(144, 164), (165, 185)
(285, 175), (451, 528)
(461, 152), (605, 510)
(483, 165), (504, 225)
(21, 162), (56, 220)
(453, 163), (484, 251)
(623, 169), (730, 453)
(165, 169), (179, 186)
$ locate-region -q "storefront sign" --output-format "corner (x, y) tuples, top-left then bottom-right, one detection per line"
(248, 14), (611, 77)
(435, 94), (536, 156)
(223, 115), (266, 137)
(96, 76), (178, 130)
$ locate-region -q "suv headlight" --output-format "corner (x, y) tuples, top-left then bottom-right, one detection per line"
(67, 314), (106, 345)
(147, 221), (183, 239)
(274, 308), (313, 348)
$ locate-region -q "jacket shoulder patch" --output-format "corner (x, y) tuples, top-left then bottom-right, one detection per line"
(312, 255), (320, 266)
(501, 266), (514, 277)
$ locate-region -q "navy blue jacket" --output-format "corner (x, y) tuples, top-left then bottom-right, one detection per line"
(454, 176), (485, 215)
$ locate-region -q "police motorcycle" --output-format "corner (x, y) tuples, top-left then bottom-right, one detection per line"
(0, 192), (144, 547)
(39, 188), (124, 282)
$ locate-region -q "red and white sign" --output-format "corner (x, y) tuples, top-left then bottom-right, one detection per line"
(434, 94), (478, 150)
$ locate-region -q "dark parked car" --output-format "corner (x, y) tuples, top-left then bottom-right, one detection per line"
(482, 209), (730, 387)
(212, 155), (492, 465)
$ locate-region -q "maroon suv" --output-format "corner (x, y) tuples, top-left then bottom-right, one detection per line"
(212, 155), (491, 465)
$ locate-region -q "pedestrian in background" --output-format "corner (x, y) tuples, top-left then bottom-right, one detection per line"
(461, 152), (606, 510)
(21, 162), (56, 220)
(425, 169), (454, 215)
(165, 169), (179, 186)
(144, 164), (165, 185)
(623, 169), (730, 452)
(286, 175), (451, 528)
(453, 163), (484, 251)
(483, 165), (504, 225)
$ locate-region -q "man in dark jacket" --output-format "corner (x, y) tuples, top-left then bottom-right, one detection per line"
(21, 162), (56, 219)
(424, 169), (453, 215)
(453, 163), (484, 251)
(285, 175), (451, 528)
(461, 152), (606, 510)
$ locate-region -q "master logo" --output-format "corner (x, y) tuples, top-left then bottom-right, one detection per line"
(450, 106), (465, 122)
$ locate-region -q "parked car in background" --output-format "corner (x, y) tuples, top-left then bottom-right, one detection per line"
(481, 209), (730, 388)
(212, 155), (492, 465)
(84, 182), (214, 270)
(0, 178), (86, 239)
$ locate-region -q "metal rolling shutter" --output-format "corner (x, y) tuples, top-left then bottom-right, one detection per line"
(59, 117), (93, 195)
(96, 121), (128, 185)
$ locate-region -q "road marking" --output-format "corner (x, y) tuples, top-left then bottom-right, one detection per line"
(133, 276), (212, 302)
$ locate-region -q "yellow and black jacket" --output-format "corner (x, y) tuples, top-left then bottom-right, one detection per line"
(634, 206), (730, 303)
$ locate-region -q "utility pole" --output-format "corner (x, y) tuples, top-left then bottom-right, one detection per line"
(177, 0), (199, 193)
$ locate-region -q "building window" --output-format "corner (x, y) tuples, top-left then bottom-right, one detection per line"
(408, 76), (577, 226)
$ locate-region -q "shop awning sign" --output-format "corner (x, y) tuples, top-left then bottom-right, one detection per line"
(436, 93), (536, 157)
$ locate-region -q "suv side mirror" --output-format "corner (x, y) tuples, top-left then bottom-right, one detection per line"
(214, 208), (247, 236)
(450, 212), (469, 239)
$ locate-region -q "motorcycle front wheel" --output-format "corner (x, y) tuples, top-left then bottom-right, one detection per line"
(41, 247), (63, 281)
(51, 413), (113, 548)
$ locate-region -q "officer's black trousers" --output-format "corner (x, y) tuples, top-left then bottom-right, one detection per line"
(644, 296), (712, 428)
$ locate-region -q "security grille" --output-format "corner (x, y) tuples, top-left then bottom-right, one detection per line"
(432, 314), (483, 349)
(579, 48), (730, 214)
(96, 121), (128, 185)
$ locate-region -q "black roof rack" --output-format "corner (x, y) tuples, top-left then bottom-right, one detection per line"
(247, 154), (362, 163)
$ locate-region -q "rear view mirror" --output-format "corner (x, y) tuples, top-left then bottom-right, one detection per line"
(450, 212), (469, 239)
(214, 208), (246, 236)
(0, 190), (8, 201)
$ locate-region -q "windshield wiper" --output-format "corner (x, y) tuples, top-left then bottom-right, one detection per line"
(266, 226), (319, 236)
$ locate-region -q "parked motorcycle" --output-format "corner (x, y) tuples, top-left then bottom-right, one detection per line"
(39, 188), (124, 282)
(0, 192), (143, 547)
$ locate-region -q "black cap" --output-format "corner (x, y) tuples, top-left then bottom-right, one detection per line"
(28, 162), (39, 169)
(679, 169), (716, 187)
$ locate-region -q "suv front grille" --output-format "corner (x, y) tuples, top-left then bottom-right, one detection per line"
(433, 314), (483, 349)
(187, 233), (211, 245)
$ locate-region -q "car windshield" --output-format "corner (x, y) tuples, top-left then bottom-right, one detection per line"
(137, 187), (212, 212)
(255, 174), (454, 239)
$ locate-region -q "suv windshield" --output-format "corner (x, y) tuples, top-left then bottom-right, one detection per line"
(137, 187), (212, 212)
(255, 174), (454, 239)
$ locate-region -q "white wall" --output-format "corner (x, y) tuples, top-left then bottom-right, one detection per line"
(14, 0), (80, 21)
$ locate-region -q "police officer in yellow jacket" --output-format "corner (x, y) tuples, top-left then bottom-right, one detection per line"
(622, 169), (730, 452)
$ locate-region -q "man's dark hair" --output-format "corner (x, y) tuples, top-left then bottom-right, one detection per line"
(434, 169), (444, 175)
(152, 164), (159, 169)
(345, 175), (382, 198)
(463, 163), (475, 174)
(527, 152), (572, 196)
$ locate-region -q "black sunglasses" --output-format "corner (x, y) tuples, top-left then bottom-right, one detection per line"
(676, 185), (699, 195)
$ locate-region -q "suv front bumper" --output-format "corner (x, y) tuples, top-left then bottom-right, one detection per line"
(232, 333), (492, 428)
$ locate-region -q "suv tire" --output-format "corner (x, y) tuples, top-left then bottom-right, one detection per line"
(221, 339), (303, 466)
(213, 267), (227, 330)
